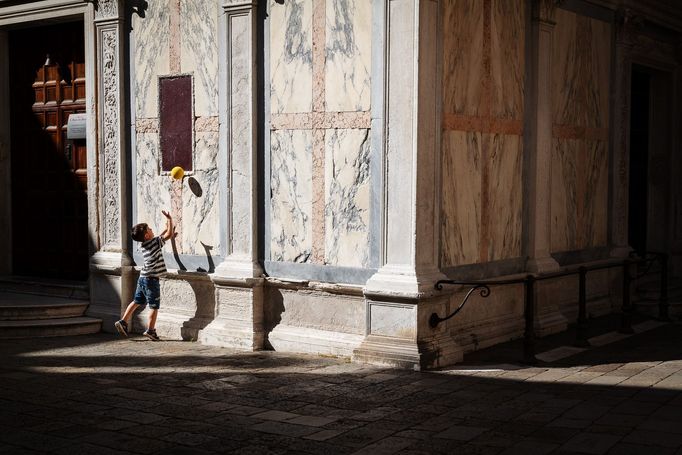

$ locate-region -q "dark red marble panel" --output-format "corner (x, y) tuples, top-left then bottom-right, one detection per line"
(160, 75), (192, 171)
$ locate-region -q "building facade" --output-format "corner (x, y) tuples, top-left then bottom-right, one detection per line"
(0, 0), (680, 369)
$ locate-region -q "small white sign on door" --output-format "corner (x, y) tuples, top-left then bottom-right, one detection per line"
(67, 113), (87, 139)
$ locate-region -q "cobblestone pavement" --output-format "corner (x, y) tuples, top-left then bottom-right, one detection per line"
(1, 320), (681, 454)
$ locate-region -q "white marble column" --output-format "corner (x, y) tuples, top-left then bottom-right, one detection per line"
(610, 9), (639, 259)
(88, 0), (135, 329)
(673, 42), (682, 277)
(203, 0), (264, 350)
(0, 31), (9, 275)
(526, 0), (560, 274)
(365, 0), (445, 297)
(354, 0), (460, 370)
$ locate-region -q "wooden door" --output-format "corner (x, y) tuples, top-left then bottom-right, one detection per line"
(9, 21), (88, 281)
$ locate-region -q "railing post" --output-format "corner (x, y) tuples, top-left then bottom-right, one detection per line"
(523, 275), (537, 364)
(575, 266), (590, 347)
(620, 259), (634, 334)
(659, 253), (670, 321)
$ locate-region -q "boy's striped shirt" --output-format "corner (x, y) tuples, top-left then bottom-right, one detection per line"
(140, 236), (167, 277)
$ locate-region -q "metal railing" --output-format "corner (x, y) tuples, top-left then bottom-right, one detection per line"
(432, 252), (670, 364)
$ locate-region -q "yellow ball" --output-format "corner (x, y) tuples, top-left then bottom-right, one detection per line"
(170, 166), (184, 180)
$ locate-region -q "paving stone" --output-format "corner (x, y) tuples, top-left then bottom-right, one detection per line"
(547, 417), (594, 429)
(250, 421), (320, 437)
(0, 429), (72, 452)
(607, 442), (677, 455)
(327, 425), (394, 448)
(52, 442), (130, 455)
(81, 430), (175, 454)
(435, 425), (490, 441)
(499, 440), (559, 455)
(303, 429), (346, 441)
(623, 429), (682, 448)
(251, 410), (300, 421)
(287, 415), (337, 427)
(350, 436), (417, 455)
(160, 431), (220, 447)
(560, 432), (621, 454)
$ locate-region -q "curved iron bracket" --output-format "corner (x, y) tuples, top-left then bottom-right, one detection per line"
(429, 284), (491, 328)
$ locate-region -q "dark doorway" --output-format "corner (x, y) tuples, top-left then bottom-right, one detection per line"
(9, 21), (89, 281)
(628, 66), (650, 256)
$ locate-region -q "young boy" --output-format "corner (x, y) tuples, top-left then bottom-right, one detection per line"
(114, 210), (173, 341)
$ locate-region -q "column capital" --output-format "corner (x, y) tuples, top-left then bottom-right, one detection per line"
(615, 8), (644, 47)
(532, 0), (564, 24)
(93, 0), (123, 21)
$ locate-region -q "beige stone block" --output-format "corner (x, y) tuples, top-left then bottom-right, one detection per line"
(442, 0), (484, 116)
(487, 133), (522, 261)
(441, 131), (481, 266)
(551, 138), (578, 252)
(491, 0), (524, 120)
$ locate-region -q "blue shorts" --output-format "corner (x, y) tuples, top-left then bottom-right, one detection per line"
(133, 276), (161, 310)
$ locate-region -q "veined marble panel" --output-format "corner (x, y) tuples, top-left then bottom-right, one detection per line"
(135, 133), (172, 240)
(552, 8), (581, 126)
(551, 138), (579, 253)
(491, 0), (524, 120)
(585, 18), (611, 129)
(180, 0), (219, 117)
(580, 140), (608, 248)
(325, 0), (372, 112)
(553, 11), (611, 129)
(324, 129), (371, 268)
(182, 169), (220, 256)
(182, 131), (220, 255)
(133, 0), (170, 119)
(271, 130), (313, 262)
(194, 131), (219, 172)
(270, 0), (313, 114)
(441, 131), (482, 266)
(488, 134), (522, 261)
(442, 0), (484, 116)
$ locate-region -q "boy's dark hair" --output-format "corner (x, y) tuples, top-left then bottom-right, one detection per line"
(131, 223), (148, 242)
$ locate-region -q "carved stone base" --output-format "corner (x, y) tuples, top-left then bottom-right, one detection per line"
(352, 292), (463, 370)
(353, 334), (463, 371)
(88, 251), (135, 333)
(364, 264), (448, 298)
(196, 278), (265, 350)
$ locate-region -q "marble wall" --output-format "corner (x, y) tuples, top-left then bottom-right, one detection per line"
(550, 9), (611, 253)
(441, 0), (525, 267)
(270, 130), (313, 263)
(269, 0), (372, 270)
(132, 0), (221, 259)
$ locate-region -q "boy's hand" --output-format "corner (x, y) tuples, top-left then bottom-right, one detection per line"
(161, 210), (173, 240)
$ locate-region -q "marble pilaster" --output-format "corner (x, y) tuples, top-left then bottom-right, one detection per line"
(89, 0), (136, 328)
(526, 0), (560, 273)
(206, 0), (265, 351)
(0, 32), (9, 274)
(610, 9), (639, 258)
(355, 0), (460, 370)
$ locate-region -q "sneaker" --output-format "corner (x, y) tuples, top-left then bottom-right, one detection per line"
(114, 320), (128, 337)
(143, 329), (160, 341)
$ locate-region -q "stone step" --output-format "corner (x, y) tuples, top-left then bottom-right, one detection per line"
(0, 317), (102, 339)
(0, 276), (88, 300)
(0, 292), (89, 320)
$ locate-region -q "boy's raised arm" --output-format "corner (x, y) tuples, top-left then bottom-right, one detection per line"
(161, 210), (173, 240)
